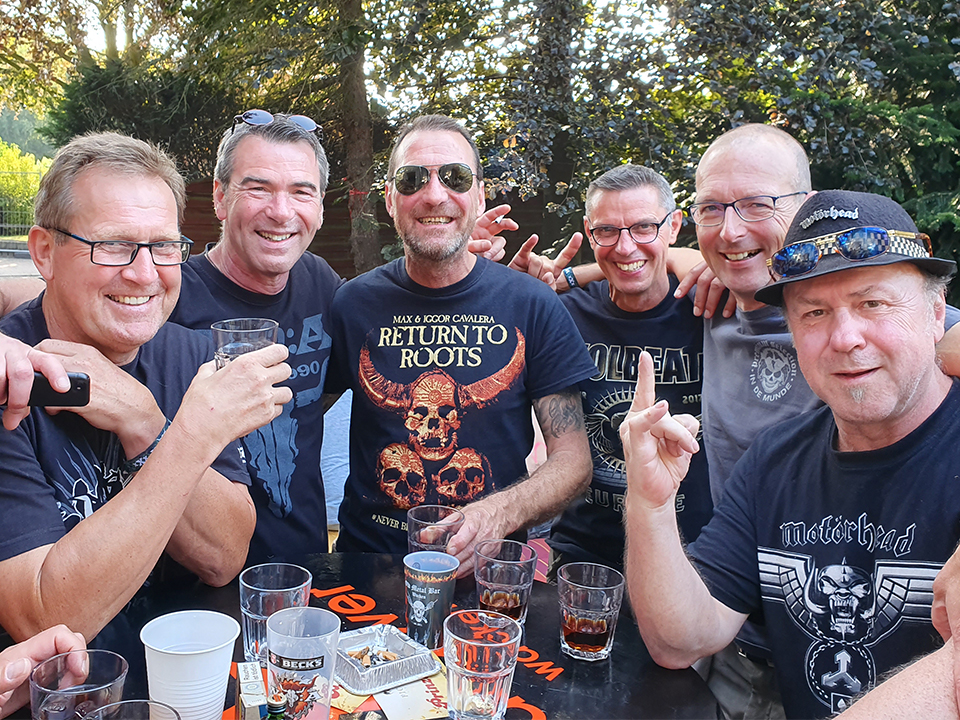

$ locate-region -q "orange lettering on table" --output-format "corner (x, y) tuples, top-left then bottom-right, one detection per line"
(312, 585), (355, 598)
(506, 695), (547, 720)
(328, 593), (376, 614)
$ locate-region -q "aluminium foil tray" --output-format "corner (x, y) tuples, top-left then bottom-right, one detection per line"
(335, 624), (441, 696)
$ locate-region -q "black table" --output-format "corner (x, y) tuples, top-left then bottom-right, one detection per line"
(11, 554), (720, 719)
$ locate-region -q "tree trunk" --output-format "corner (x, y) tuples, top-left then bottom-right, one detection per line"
(338, 0), (380, 275)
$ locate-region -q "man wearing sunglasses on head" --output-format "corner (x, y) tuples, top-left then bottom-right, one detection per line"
(0, 132), (291, 642)
(622, 189), (960, 719)
(326, 115), (595, 574)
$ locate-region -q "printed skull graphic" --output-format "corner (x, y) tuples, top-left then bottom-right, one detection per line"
(377, 444), (427, 509)
(434, 448), (490, 502)
(757, 346), (789, 395)
(804, 562), (876, 641)
(409, 598), (436, 624)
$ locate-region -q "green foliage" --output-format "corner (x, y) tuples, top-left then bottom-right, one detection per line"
(0, 140), (50, 234)
(0, 108), (54, 159)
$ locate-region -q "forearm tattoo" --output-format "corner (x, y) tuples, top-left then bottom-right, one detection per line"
(534, 389), (584, 438)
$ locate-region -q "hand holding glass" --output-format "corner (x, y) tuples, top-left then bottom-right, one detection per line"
(211, 318), (279, 369)
(406, 505), (464, 553)
(30, 649), (127, 720)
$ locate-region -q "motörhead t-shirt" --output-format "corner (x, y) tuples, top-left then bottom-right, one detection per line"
(171, 251), (344, 564)
(327, 257), (597, 553)
(548, 276), (712, 570)
(687, 379), (960, 719)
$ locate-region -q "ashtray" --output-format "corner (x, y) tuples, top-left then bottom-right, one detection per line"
(335, 625), (441, 695)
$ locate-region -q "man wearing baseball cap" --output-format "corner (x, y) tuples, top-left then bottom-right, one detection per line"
(621, 189), (960, 719)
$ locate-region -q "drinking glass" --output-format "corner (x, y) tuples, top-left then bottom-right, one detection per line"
(266, 607), (340, 720)
(81, 700), (181, 720)
(557, 562), (625, 661)
(474, 539), (537, 624)
(403, 550), (459, 649)
(406, 505), (464, 553)
(30, 649), (127, 720)
(240, 562), (313, 666)
(444, 610), (522, 720)
(211, 318), (279, 369)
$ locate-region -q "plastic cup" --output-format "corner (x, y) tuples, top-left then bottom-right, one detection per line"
(211, 318), (279, 369)
(404, 551), (460, 649)
(266, 607), (340, 720)
(240, 563), (313, 666)
(30, 649), (128, 720)
(474, 539), (537, 625)
(140, 610), (240, 720)
(81, 700), (181, 720)
(444, 609), (522, 720)
(557, 562), (625, 661)
(406, 505), (465, 553)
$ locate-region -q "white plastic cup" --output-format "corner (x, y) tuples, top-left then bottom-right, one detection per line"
(266, 607), (340, 720)
(140, 610), (240, 720)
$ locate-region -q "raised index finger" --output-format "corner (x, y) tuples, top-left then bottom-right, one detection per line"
(630, 350), (658, 412)
(553, 232), (583, 271)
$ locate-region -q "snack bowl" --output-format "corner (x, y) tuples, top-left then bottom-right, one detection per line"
(335, 625), (440, 695)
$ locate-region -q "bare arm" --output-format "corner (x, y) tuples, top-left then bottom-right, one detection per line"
(446, 387), (591, 575)
(836, 641), (958, 719)
(0, 624), (86, 718)
(0, 344), (290, 641)
(937, 323), (960, 377)
(0, 278), (44, 317)
(621, 351), (746, 668)
(933, 543), (960, 710)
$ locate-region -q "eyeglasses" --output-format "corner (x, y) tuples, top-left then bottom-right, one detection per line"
(232, 109), (324, 143)
(392, 163), (477, 195)
(767, 226), (932, 280)
(53, 229), (194, 267)
(588, 211), (676, 246)
(688, 192), (808, 227)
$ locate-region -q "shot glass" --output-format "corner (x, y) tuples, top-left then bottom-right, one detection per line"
(266, 607), (340, 720)
(444, 609), (522, 720)
(30, 649), (128, 720)
(81, 700), (181, 720)
(557, 562), (625, 661)
(211, 318), (279, 369)
(474, 539), (537, 625)
(406, 505), (465, 553)
(240, 562), (313, 666)
(403, 550), (460, 649)
(140, 610), (240, 720)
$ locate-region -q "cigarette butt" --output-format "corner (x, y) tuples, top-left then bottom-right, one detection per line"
(382, 651), (399, 661)
(493, 215), (503, 224)
(362, 653), (371, 667)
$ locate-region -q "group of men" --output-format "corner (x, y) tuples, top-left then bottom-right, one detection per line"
(1, 107), (960, 719)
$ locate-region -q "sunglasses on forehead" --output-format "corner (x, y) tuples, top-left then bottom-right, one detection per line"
(231, 109), (324, 143)
(767, 226), (933, 281)
(392, 163), (477, 195)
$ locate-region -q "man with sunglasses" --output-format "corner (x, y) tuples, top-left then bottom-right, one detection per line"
(546, 164), (712, 574)
(326, 115), (595, 572)
(0, 132), (292, 641)
(622, 189), (960, 719)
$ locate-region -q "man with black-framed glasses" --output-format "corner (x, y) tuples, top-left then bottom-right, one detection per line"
(0, 132), (292, 642)
(326, 115), (595, 572)
(546, 163), (712, 575)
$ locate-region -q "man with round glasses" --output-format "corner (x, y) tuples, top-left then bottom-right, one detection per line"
(326, 115), (595, 571)
(546, 164), (712, 575)
(622, 189), (960, 719)
(0, 132), (292, 641)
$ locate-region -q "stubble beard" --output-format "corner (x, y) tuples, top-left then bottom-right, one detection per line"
(400, 225), (472, 264)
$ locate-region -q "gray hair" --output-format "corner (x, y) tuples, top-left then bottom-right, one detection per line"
(387, 115), (483, 181)
(35, 132), (186, 234)
(215, 113), (329, 192)
(585, 164), (676, 219)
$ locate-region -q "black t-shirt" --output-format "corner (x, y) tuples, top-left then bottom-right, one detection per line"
(327, 258), (597, 553)
(0, 295), (249, 582)
(688, 380), (960, 719)
(549, 277), (711, 570)
(171, 251), (343, 563)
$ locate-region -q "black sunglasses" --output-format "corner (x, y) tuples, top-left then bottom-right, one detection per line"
(392, 163), (477, 196)
(232, 109), (323, 143)
(768, 226), (932, 280)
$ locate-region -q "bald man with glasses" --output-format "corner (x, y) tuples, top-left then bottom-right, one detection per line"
(325, 115), (595, 572)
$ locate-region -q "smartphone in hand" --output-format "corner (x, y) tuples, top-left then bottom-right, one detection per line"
(28, 371), (90, 407)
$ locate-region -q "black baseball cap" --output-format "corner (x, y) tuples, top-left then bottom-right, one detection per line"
(755, 189), (955, 306)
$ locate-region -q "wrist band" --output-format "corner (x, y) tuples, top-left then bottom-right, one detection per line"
(121, 418), (171, 476)
(562, 266), (579, 289)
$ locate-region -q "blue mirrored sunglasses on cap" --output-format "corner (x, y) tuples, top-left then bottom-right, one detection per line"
(767, 226), (932, 281)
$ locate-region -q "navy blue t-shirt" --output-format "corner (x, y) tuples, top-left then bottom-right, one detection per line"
(327, 257), (597, 553)
(0, 295), (249, 582)
(688, 380), (960, 719)
(171, 251), (343, 564)
(549, 277), (711, 570)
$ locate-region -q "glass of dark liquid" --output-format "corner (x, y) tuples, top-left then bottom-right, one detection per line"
(557, 562), (624, 661)
(474, 539), (538, 625)
(30, 649), (128, 720)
